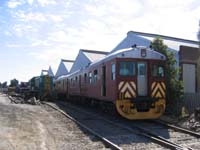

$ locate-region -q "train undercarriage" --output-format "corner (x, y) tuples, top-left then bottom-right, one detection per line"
(116, 98), (166, 120)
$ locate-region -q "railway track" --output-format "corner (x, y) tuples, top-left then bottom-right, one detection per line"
(42, 101), (200, 150)
(153, 120), (200, 138)
(131, 120), (200, 149)
(42, 101), (122, 150)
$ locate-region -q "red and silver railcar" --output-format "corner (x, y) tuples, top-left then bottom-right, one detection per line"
(55, 47), (166, 120)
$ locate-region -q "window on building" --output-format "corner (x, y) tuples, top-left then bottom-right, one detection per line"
(75, 76), (78, 83)
(119, 62), (136, 76)
(111, 63), (116, 80)
(89, 72), (92, 84)
(93, 70), (98, 83)
(151, 64), (164, 77)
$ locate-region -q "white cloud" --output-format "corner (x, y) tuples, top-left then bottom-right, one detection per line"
(31, 40), (52, 47)
(27, 0), (34, 5)
(85, 0), (142, 17)
(48, 31), (68, 42)
(4, 31), (12, 36)
(37, 0), (56, 7)
(16, 11), (47, 22)
(28, 46), (77, 73)
(6, 44), (21, 48)
(48, 15), (63, 22)
(7, 0), (24, 8)
(14, 11), (64, 23)
(12, 24), (38, 37)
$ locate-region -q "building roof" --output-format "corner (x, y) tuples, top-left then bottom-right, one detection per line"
(61, 59), (74, 72)
(47, 66), (54, 77)
(70, 49), (108, 73)
(55, 59), (74, 78)
(40, 69), (48, 76)
(81, 49), (109, 62)
(112, 31), (199, 53)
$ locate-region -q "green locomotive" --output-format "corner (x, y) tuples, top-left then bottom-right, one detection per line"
(29, 75), (53, 100)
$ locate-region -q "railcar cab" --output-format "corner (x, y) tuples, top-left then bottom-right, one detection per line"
(116, 59), (165, 97)
(114, 47), (166, 119)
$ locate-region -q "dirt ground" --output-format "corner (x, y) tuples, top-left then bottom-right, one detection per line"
(0, 93), (106, 150)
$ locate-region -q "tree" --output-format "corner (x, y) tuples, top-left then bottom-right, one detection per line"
(151, 37), (184, 115)
(10, 79), (19, 87)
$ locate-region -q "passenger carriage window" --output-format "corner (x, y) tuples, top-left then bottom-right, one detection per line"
(151, 64), (164, 77)
(94, 70), (98, 83)
(111, 63), (116, 80)
(89, 72), (92, 84)
(84, 73), (87, 83)
(70, 78), (73, 85)
(119, 62), (136, 76)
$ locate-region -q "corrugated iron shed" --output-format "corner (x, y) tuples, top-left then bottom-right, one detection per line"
(48, 66), (54, 77)
(70, 49), (108, 73)
(111, 31), (199, 52)
(55, 59), (74, 78)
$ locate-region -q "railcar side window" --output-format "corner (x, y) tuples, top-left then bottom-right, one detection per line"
(84, 73), (87, 83)
(111, 63), (115, 80)
(119, 62), (136, 76)
(70, 78), (73, 85)
(151, 64), (164, 77)
(89, 72), (92, 84)
(94, 70), (98, 83)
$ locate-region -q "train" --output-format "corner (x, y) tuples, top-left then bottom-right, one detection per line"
(54, 46), (166, 120)
(28, 75), (53, 100)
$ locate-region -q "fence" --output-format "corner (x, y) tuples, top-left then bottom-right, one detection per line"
(183, 93), (200, 114)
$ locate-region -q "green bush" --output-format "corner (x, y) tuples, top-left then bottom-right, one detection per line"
(151, 37), (184, 116)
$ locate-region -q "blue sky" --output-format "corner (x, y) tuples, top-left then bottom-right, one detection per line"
(0, 0), (200, 83)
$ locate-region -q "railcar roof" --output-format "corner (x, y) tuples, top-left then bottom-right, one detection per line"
(56, 69), (80, 80)
(55, 47), (165, 81)
(90, 47), (166, 67)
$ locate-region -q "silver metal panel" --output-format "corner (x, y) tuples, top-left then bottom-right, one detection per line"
(183, 64), (196, 93)
(137, 62), (147, 96)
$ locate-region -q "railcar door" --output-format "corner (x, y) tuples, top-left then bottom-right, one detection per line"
(137, 62), (147, 96)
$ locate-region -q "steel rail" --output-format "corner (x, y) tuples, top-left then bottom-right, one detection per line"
(129, 124), (193, 150)
(42, 102), (122, 150)
(153, 119), (200, 138)
(55, 101), (192, 150)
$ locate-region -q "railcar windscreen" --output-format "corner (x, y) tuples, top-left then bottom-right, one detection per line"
(119, 62), (136, 76)
(151, 64), (164, 77)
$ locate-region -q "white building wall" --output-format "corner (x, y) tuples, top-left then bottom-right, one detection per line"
(183, 64), (196, 93)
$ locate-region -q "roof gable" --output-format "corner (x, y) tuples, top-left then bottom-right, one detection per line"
(61, 59), (74, 73)
(40, 69), (48, 76)
(70, 50), (91, 73)
(70, 49), (108, 73)
(48, 66), (54, 77)
(55, 60), (69, 78)
(82, 49), (108, 62)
